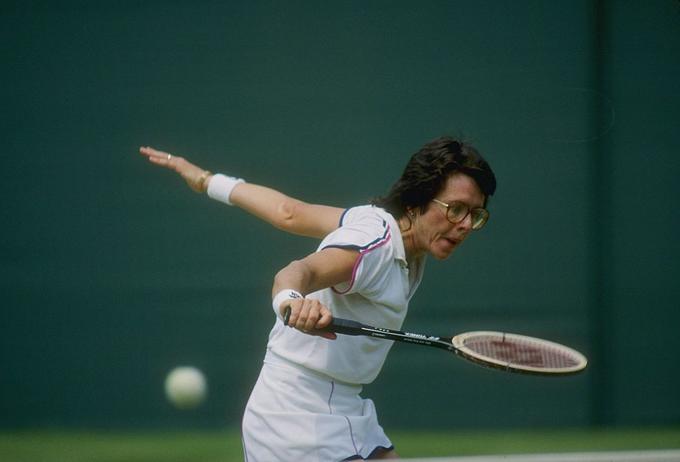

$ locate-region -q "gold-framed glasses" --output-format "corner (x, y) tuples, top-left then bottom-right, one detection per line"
(431, 199), (489, 230)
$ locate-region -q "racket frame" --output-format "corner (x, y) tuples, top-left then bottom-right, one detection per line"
(283, 308), (587, 376)
(451, 331), (588, 376)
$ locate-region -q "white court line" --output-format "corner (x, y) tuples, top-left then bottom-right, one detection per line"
(400, 449), (680, 462)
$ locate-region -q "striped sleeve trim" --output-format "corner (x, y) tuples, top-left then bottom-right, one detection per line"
(338, 208), (351, 227)
(331, 223), (391, 295)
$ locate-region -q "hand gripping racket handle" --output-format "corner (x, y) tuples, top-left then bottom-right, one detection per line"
(282, 306), (366, 335)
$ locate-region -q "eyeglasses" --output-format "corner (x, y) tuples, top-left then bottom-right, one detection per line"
(431, 199), (490, 230)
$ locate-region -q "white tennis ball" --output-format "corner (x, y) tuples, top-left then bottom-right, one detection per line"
(164, 366), (207, 409)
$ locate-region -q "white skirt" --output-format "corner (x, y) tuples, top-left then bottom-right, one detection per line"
(242, 351), (393, 462)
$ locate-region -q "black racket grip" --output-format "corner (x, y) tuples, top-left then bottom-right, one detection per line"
(282, 306), (365, 336)
(325, 317), (366, 336)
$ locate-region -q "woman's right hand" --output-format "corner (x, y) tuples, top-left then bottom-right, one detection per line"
(281, 298), (336, 340)
(139, 146), (212, 193)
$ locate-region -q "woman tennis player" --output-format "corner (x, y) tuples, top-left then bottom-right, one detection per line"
(140, 137), (496, 461)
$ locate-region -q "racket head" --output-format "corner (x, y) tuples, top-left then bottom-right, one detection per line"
(451, 331), (587, 376)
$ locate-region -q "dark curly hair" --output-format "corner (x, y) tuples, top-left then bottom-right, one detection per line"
(372, 136), (496, 219)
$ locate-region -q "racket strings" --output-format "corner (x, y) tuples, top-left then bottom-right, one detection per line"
(462, 335), (581, 368)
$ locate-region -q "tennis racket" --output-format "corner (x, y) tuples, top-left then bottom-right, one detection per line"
(283, 308), (587, 376)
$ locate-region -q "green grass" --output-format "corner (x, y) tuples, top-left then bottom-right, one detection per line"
(0, 431), (241, 462)
(0, 427), (678, 461)
(390, 427), (680, 457)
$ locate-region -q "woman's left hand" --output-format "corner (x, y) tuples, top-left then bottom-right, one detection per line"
(139, 146), (212, 193)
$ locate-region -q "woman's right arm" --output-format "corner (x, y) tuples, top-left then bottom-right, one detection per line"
(139, 146), (343, 239)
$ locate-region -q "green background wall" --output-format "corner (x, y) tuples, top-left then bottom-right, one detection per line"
(2, 1), (678, 430)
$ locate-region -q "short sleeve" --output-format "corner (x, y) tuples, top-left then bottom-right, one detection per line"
(318, 206), (394, 295)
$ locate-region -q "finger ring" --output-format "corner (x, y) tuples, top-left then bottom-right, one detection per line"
(167, 154), (172, 161)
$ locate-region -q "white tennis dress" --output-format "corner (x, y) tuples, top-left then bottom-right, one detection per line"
(242, 205), (425, 462)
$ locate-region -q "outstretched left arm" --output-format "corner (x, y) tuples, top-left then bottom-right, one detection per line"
(139, 145), (343, 239)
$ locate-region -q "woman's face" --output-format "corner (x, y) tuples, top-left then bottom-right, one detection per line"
(409, 172), (486, 260)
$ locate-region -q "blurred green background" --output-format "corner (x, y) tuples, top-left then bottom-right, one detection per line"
(1, 0), (678, 437)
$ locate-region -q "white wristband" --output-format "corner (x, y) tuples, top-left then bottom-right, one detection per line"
(206, 173), (245, 206)
(272, 289), (303, 319)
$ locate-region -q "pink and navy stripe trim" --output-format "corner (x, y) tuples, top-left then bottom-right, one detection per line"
(326, 219), (391, 294)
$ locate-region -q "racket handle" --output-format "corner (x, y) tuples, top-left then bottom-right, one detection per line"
(325, 317), (366, 336)
(282, 306), (365, 336)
